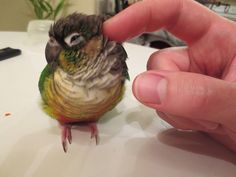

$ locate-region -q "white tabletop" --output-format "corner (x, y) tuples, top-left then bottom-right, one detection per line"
(0, 32), (235, 177)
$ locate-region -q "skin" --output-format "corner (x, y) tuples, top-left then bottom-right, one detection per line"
(103, 0), (236, 151)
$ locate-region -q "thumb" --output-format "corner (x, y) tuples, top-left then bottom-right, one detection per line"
(132, 70), (236, 127)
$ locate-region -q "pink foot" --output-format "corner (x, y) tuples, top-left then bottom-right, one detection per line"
(89, 123), (99, 145)
(60, 124), (72, 153)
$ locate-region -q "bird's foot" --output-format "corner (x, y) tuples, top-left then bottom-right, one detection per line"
(89, 122), (99, 145)
(60, 122), (99, 152)
(60, 124), (72, 153)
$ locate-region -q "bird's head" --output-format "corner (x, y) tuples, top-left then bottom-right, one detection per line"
(45, 13), (106, 69)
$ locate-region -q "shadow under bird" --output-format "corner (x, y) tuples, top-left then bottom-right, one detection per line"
(38, 13), (129, 152)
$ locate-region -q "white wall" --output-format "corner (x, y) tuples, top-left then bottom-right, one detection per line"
(67, 0), (97, 15)
(0, 0), (97, 31)
(0, 0), (33, 31)
(2, 0), (235, 31)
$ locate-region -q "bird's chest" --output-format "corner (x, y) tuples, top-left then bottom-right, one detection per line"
(53, 68), (121, 105)
(46, 68), (123, 120)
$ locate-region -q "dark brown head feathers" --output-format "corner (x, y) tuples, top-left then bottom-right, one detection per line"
(49, 13), (106, 46)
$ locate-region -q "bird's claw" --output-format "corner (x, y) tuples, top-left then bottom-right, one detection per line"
(60, 123), (99, 152)
(89, 123), (99, 145)
(61, 125), (72, 153)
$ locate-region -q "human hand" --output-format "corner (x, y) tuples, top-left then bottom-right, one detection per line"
(103, 0), (236, 151)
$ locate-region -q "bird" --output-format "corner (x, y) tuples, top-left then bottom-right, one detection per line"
(38, 13), (129, 152)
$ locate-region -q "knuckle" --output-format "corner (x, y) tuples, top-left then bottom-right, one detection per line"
(147, 50), (170, 70)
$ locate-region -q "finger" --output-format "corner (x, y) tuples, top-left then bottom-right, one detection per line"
(147, 47), (190, 71)
(194, 119), (224, 134)
(103, 0), (220, 43)
(157, 111), (206, 131)
(224, 127), (236, 142)
(208, 132), (236, 152)
(132, 70), (236, 127)
(157, 111), (224, 134)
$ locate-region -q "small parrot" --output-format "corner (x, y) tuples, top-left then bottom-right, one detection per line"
(38, 13), (129, 152)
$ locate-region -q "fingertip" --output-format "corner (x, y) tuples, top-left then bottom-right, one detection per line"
(102, 1), (150, 42)
(102, 14), (128, 42)
(102, 19), (124, 42)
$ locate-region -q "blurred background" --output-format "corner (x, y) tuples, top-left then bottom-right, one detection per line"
(0, 0), (236, 48)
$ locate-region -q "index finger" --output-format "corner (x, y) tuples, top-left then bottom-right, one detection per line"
(103, 0), (220, 43)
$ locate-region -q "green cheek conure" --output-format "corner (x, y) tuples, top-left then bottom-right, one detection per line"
(38, 13), (129, 152)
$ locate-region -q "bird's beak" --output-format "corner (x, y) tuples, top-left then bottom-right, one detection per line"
(45, 38), (62, 64)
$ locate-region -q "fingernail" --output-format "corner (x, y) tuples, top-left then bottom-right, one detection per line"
(196, 120), (219, 130)
(133, 73), (167, 104)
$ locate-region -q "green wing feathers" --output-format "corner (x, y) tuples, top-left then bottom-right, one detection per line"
(38, 64), (51, 94)
(38, 64), (56, 118)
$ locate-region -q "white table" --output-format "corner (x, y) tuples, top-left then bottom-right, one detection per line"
(0, 32), (235, 177)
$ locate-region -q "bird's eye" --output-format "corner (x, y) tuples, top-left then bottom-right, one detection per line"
(64, 33), (85, 47)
